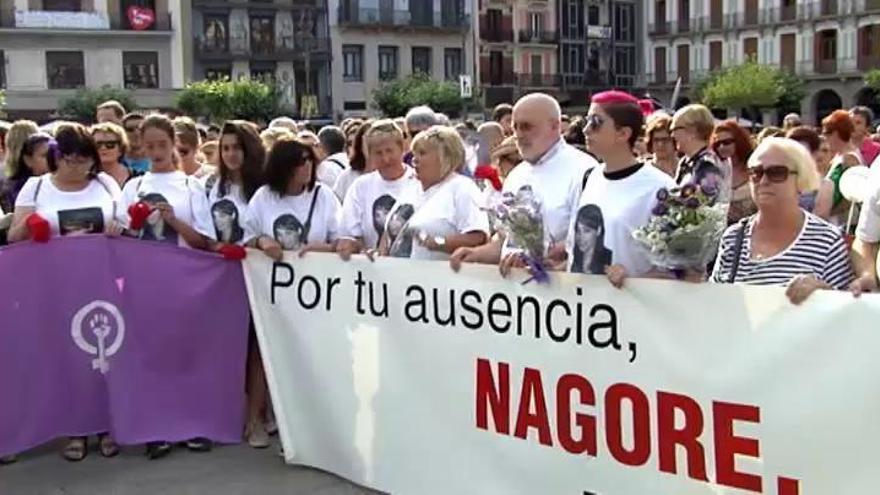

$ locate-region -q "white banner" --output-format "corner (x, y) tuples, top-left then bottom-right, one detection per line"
(244, 252), (880, 495)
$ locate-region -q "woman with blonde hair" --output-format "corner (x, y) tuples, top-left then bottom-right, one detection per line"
(379, 126), (489, 260)
(711, 137), (853, 305)
(671, 104), (730, 202)
(91, 122), (140, 187)
(0, 120), (41, 213)
(259, 127), (294, 151)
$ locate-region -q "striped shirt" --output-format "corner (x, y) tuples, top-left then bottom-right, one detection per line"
(711, 211), (854, 289)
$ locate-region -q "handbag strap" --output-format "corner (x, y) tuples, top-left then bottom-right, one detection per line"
(302, 184), (322, 241)
(728, 218), (749, 284)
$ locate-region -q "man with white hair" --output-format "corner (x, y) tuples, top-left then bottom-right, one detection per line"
(782, 113), (802, 131)
(450, 92), (599, 272)
(403, 106), (439, 165)
(269, 116), (299, 133)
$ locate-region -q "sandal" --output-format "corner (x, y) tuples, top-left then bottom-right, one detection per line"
(62, 437), (88, 462)
(98, 433), (119, 458)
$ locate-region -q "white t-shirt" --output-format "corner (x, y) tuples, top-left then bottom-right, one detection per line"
(208, 180), (255, 245)
(333, 168), (362, 201)
(317, 152), (349, 189)
(856, 166), (880, 243)
(386, 173), (490, 260)
(339, 167), (421, 249)
(119, 170), (216, 248)
(501, 140), (598, 255)
(245, 183), (341, 250)
(567, 163), (676, 276)
(15, 172), (121, 237)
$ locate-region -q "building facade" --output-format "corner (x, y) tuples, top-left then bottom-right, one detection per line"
(477, 0), (641, 112)
(644, 0), (880, 124)
(189, 0), (332, 119)
(328, 0), (473, 118)
(0, 0), (185, 120)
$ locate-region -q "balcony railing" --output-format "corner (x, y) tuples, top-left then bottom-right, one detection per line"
(858, 55), (880, 71)
(337, 7), (468, 29)
(858, 0), (880, 11)
(195, 37), (331, 59)
(780, 4), (798, 21)
(815, 58), (838, 74)
(560, 70), (612, 88)
(517, 73), (561, 87)
(517, 30), (558, 43)
(482, 29), (514, 42)
(675, 18), (690, 33)
(481, 70), (516, 86)
(648, 21), (670, 35)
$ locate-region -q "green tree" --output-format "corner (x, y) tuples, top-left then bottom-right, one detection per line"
(866, 69), (880, 95)
(371, 74), (467, 118)
(58, 86), (137, 123)
(0, 89), (6, 119)
(175, 78), (280, 124)
(774, 69), (806, 114)
(701, 61), (781, 110)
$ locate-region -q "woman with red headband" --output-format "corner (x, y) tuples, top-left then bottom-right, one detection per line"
(573, 90), (676, 286)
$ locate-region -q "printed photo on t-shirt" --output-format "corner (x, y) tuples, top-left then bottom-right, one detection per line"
(58, 207), (105, 236)
(211, 199), (243, 244)
(372, 194), (397, 240)
(387, 203), (415, 258)
(570, 204), (613, 275)
(273, 214), (305, 250)
(139, 193), (178, 244)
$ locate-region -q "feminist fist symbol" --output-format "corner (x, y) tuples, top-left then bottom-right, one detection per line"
(71, 301), (126, 375)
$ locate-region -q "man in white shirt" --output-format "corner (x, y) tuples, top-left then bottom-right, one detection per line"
(450, 92), (598, 272)
(316, 126), (349, 188)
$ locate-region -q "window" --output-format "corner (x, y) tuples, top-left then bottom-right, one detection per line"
(343, 45), (364, 82)
(614, 45), (636, 80)
(205, 67), (232, 80)
(378, 46), (398, 80)
(250, 16), (275, 54)
(487, 9), (502, 35)
(588, 5), (600, 25)
(412, 47), (432, 75)
(46, 51), (85, 90)
(444, 48), (462, 80)
(529, 12), (544, 34)
(0, 51), (5, 89)
(614, 3), (634, 42)
(562, 43), (583, 74)
(344, 101), (367, 111)
(123, 51), (159, 89)
(819, 30), (837, 60)
(203, 16), (229, 52)
(43, 0), (80, 11)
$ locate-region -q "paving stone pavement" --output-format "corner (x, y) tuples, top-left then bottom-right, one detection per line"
(0, 438), (383, 495)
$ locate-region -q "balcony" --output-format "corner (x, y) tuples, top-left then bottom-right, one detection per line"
(517, 30), (558, 44)
(858, 55), (880, 71)
(649, 21), (670, 35)
(482, 29), (514, 42)
(517, 73), (561, 87)
(561, 70), (612, 88)
(857, 0), (880, 11)
(1, 9), (171, 32)
(814, 58), (838, 74)
(675, 18), (690, 33)
(482, 70), (516, 86)
(645, 71), (679, 86)
(195, 37), (331, 61)
(337, 7), (469, 30)
(819, 0), (839, 16)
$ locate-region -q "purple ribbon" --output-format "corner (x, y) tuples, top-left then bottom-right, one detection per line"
(520, 253), (550, 285)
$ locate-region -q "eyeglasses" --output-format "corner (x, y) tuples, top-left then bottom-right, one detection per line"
(714, 138), (736, 148)
(585, 114), (605, 132)
(748, 165), (797, 183)
(61, 155), (94, 167)
(96, 141), (120, 150)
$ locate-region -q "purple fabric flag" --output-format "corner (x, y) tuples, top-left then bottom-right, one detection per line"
(0, 236), (250, 457)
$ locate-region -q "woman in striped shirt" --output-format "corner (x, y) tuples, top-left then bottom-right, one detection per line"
(711, 137), (854, 304)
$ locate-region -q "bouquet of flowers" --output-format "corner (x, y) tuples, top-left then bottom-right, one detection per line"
(632, 179), (728, 273)
(488, 187), (549, 284)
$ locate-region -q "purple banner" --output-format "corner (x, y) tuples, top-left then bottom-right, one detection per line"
(0, 236), (250, 457)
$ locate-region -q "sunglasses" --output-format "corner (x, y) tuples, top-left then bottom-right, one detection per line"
(585, 114), (605, 132)
(96, 141), (120, 150)
(748, 165), (797, 183)
(714, 138), (735, 148)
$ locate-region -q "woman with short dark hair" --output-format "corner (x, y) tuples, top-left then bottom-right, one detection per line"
(7, 123), (124, 462)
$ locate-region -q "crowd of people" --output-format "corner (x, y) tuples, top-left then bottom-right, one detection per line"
(1, 91), (880, 463)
